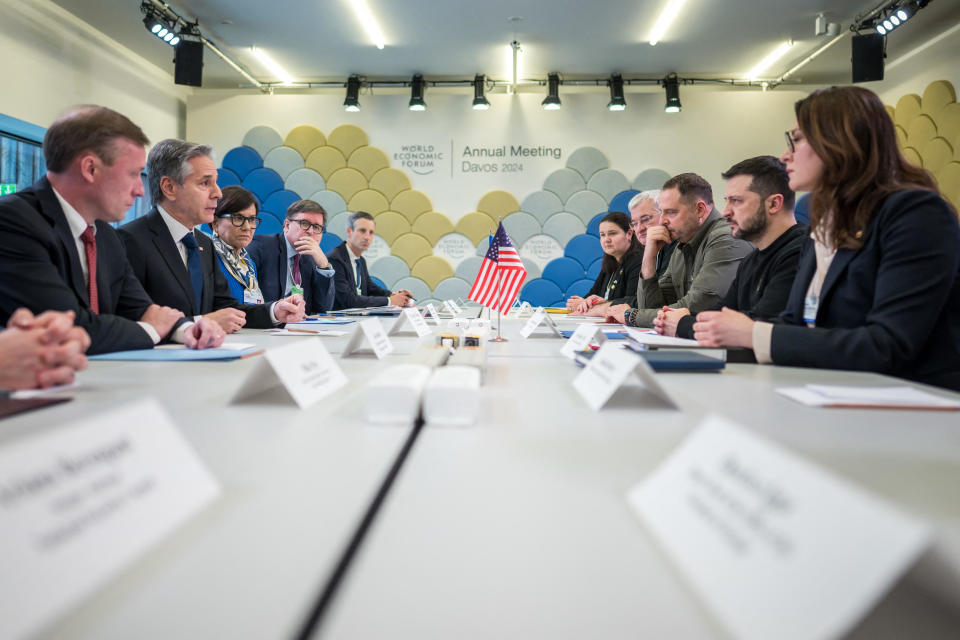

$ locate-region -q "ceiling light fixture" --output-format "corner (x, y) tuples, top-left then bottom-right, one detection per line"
(648, 0), (687, 46)
(663, 73), (681, 113)
(745, 40), (795, 79)
(409, 74), (427, 111)
(344, 75), (361, 112)
(542, 73), (561, 110)
(251, 47), (293, 85)
(472, 74), (490, 110)
(142, 6), (179, 47)
(349, 0), (386, 49)
(607, 74), (626, 111)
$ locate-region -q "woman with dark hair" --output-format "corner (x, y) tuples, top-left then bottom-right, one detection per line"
(693, 85), (960, 390)
(210, 186), (266, 305)
(566, 211), (643, 315)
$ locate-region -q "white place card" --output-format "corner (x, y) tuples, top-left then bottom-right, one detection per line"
(627, 415), (930, 640)
(450, 299), (464, 314)
(341, 318), (395, 359)
(388, 307), (433, 338)
(424, 303), (443, 326)
(0, 399), (220, 640)
(519, 306), (547, 338)
(443, 299), (460, 317)
(572, 341), (677, 410)
(560, 323), (606, 359)
(231, 340), (348, 409)
(624, 326), (703, 348)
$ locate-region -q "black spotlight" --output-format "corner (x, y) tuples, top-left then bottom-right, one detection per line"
(607, 74), (626, 111)
(472, 74), (490, 110)
(542, 73), (561, 110)
(663, 73), (681, 113)
(344, 75), (361, 112)
(141, 3), (180, 46)
(409, 74), (426, 111)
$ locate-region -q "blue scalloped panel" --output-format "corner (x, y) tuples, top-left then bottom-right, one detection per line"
(520, 278), (563, 307)
(262, 190), (301, 218)
(586, 213), (604, 238)
(320, 232), (342, 253)
(217, 167), (241, 190)
(222, 146), (262, 180)
(242, 167), (284, 202)
(608, 189), (639, 214)
(541, 256), (586, 291)
(254, 214), (283, 236)
(565, 278), (594, 299)
(564, 234), (603, 269)
(586, 257), (603, 280)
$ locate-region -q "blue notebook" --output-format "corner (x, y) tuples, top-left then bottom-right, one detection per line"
(90, 347), (261, 361)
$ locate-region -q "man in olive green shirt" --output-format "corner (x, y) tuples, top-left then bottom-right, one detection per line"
(605, 172), (752, 327)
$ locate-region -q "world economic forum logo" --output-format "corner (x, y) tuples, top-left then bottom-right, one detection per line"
(393, 144), (445, 176)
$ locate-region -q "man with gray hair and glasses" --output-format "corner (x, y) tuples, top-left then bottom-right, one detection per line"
(120, 139), (305, 333)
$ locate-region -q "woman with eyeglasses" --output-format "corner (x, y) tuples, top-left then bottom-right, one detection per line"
(692, 85), (960, 390)
(566, 211), (643, 315)
(210, 186), (266, 305)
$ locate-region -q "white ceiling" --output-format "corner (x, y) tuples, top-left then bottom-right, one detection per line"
(51, 0), (960, 90)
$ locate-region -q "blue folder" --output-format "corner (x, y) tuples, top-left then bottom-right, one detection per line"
(89, 347), (260, 361)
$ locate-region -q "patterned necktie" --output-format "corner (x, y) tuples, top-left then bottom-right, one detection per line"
(292, 254), (302, 288)
(355, 258), (362, 293)
(181, 232), (204, 313)
(80, 226), (98, 313)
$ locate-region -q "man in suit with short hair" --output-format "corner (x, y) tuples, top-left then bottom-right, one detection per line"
(246, 200), (337, 315)
(327, 211), (413, 310)
(0, 105), (221, 353)
(120, 139), (305, 332)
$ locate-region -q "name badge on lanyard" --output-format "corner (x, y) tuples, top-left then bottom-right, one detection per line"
(803, 293), (819, 327)
(243, 288), (264, 304)
(291, 284), (304, 296)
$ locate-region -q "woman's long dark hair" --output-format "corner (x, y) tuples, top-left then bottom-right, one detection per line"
(599, 211), (641, 274)
(796, 86), (942, 249)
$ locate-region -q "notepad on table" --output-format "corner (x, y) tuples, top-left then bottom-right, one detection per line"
(776, 385), (960, 410)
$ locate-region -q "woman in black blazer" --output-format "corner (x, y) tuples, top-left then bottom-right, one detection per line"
(693, 86), (960, 390)
(567, 211), (643, 315)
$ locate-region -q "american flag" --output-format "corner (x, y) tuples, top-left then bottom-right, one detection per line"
(468, 222), (527, 314)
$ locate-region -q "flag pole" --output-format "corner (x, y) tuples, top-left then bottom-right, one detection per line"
(490, 218), (507, 342)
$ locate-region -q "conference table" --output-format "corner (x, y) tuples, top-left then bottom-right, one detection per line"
(5, 311), (960, 639)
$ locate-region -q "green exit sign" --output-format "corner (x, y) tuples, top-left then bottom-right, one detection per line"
(0, 184), (16, 195)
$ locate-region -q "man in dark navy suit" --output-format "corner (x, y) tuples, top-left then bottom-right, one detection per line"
(326, 211), (412, 310)
(246, 200), (336, 315)
(0, 106), (221, 354)
(120, 139), (305, 332)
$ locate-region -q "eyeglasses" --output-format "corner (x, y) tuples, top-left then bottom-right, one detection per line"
(785, 129), (802, 154)
(289, 219), (325, 234)
(629, 215), (656, 229)
(218, 214), (261, 228)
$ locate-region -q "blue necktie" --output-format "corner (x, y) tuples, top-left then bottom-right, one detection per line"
(355, 258), (362, 293)
(181, 232), (204, 313)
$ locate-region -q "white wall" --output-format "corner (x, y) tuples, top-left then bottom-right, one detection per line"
(0, 0), (186, 142)
(187, 87), (807, 222)
(872, 21), (960, 104)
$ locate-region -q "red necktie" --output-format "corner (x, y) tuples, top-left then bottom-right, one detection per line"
(80, 226), (99, 313)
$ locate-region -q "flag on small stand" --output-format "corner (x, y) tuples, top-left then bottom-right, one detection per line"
(468, 222), (527, 314)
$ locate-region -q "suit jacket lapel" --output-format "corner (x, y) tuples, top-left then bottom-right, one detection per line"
(357, 254), (368, 295)
(819, 249), (856, 306)
(36, 179), (88, 302)
(277, 236), (289, 297)
(146, 210), (195, 311)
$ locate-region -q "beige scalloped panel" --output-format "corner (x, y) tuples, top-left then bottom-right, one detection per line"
(454, 211), (498, 245)
(348, 146), (390, 180)
(372, 211), (411, 244)
(328, 125), (369, 159)
(921, 80), (956, 123)
(305, 146), (347, 180)
(411, 255), (455, 289)
(895, 125), (908, 149)
(936, 103), (960, 150)
(326, 167), (368, 202)
(902, 146), (923, 168)
(348, 189), (390, 215)
(885, 105), (896, 122)
(411, 212), (454, 245)
(894, 94), (922, 129)
(935, 162), (960, 215)
(284, 125), (327, 160)
(907, 114), (938, 148)
(390, 232), (433, 268)
(391, 189), (433, 223)
(369, 168), (411, 201)
(476, 190), (521, 219)
(921, 137), (954, 175)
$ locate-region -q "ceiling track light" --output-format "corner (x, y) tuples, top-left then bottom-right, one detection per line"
(141, 3), (181, 47)
(472, 74), (490, 110)
(865, 1), (918, 36)
(607, 74), (626, 111)
(542, 73), (561, 110)
(409, 74), (427, 111)
(344, 75), (361, 112)
(663, 73), (682, 113)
